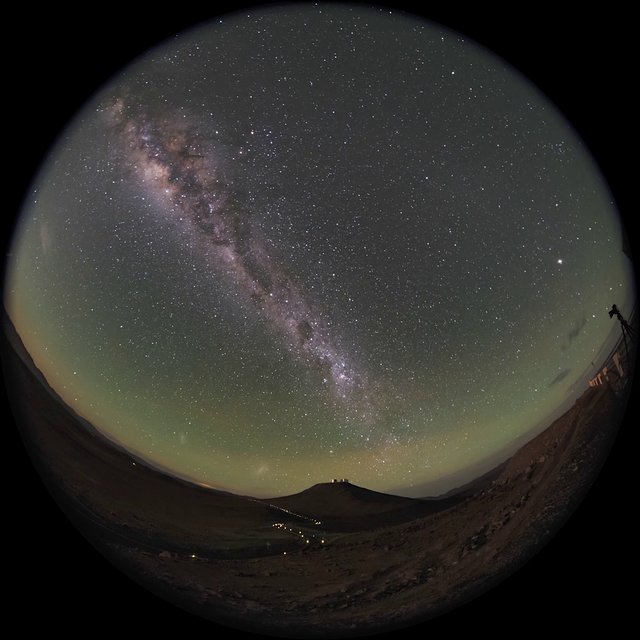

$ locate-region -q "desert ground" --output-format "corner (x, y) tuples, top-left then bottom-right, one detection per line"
(2, 315), (635, 638)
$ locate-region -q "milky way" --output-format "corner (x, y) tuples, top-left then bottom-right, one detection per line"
(108, 97), (373, 415)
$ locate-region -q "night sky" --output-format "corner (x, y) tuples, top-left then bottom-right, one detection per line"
(5, 4), (634, 497)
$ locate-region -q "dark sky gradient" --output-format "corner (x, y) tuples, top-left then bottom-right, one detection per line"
(5, 4), (635, 497)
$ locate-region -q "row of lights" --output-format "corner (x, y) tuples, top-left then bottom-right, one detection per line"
(272, 522), (326, 549)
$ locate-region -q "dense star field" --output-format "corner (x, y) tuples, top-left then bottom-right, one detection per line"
(5, 5), (634, 497)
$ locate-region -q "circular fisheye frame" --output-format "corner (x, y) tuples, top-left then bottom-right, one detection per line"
(3, 4), (635, 638)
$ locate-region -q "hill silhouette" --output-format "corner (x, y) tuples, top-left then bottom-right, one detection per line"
(263, 481), (463, 531)
(265, 482), (418, 517)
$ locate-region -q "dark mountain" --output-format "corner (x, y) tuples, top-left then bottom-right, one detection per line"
(265, 481), (418, 518)
(263, 481), (463, 531)
(432, 461), (508, 500)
